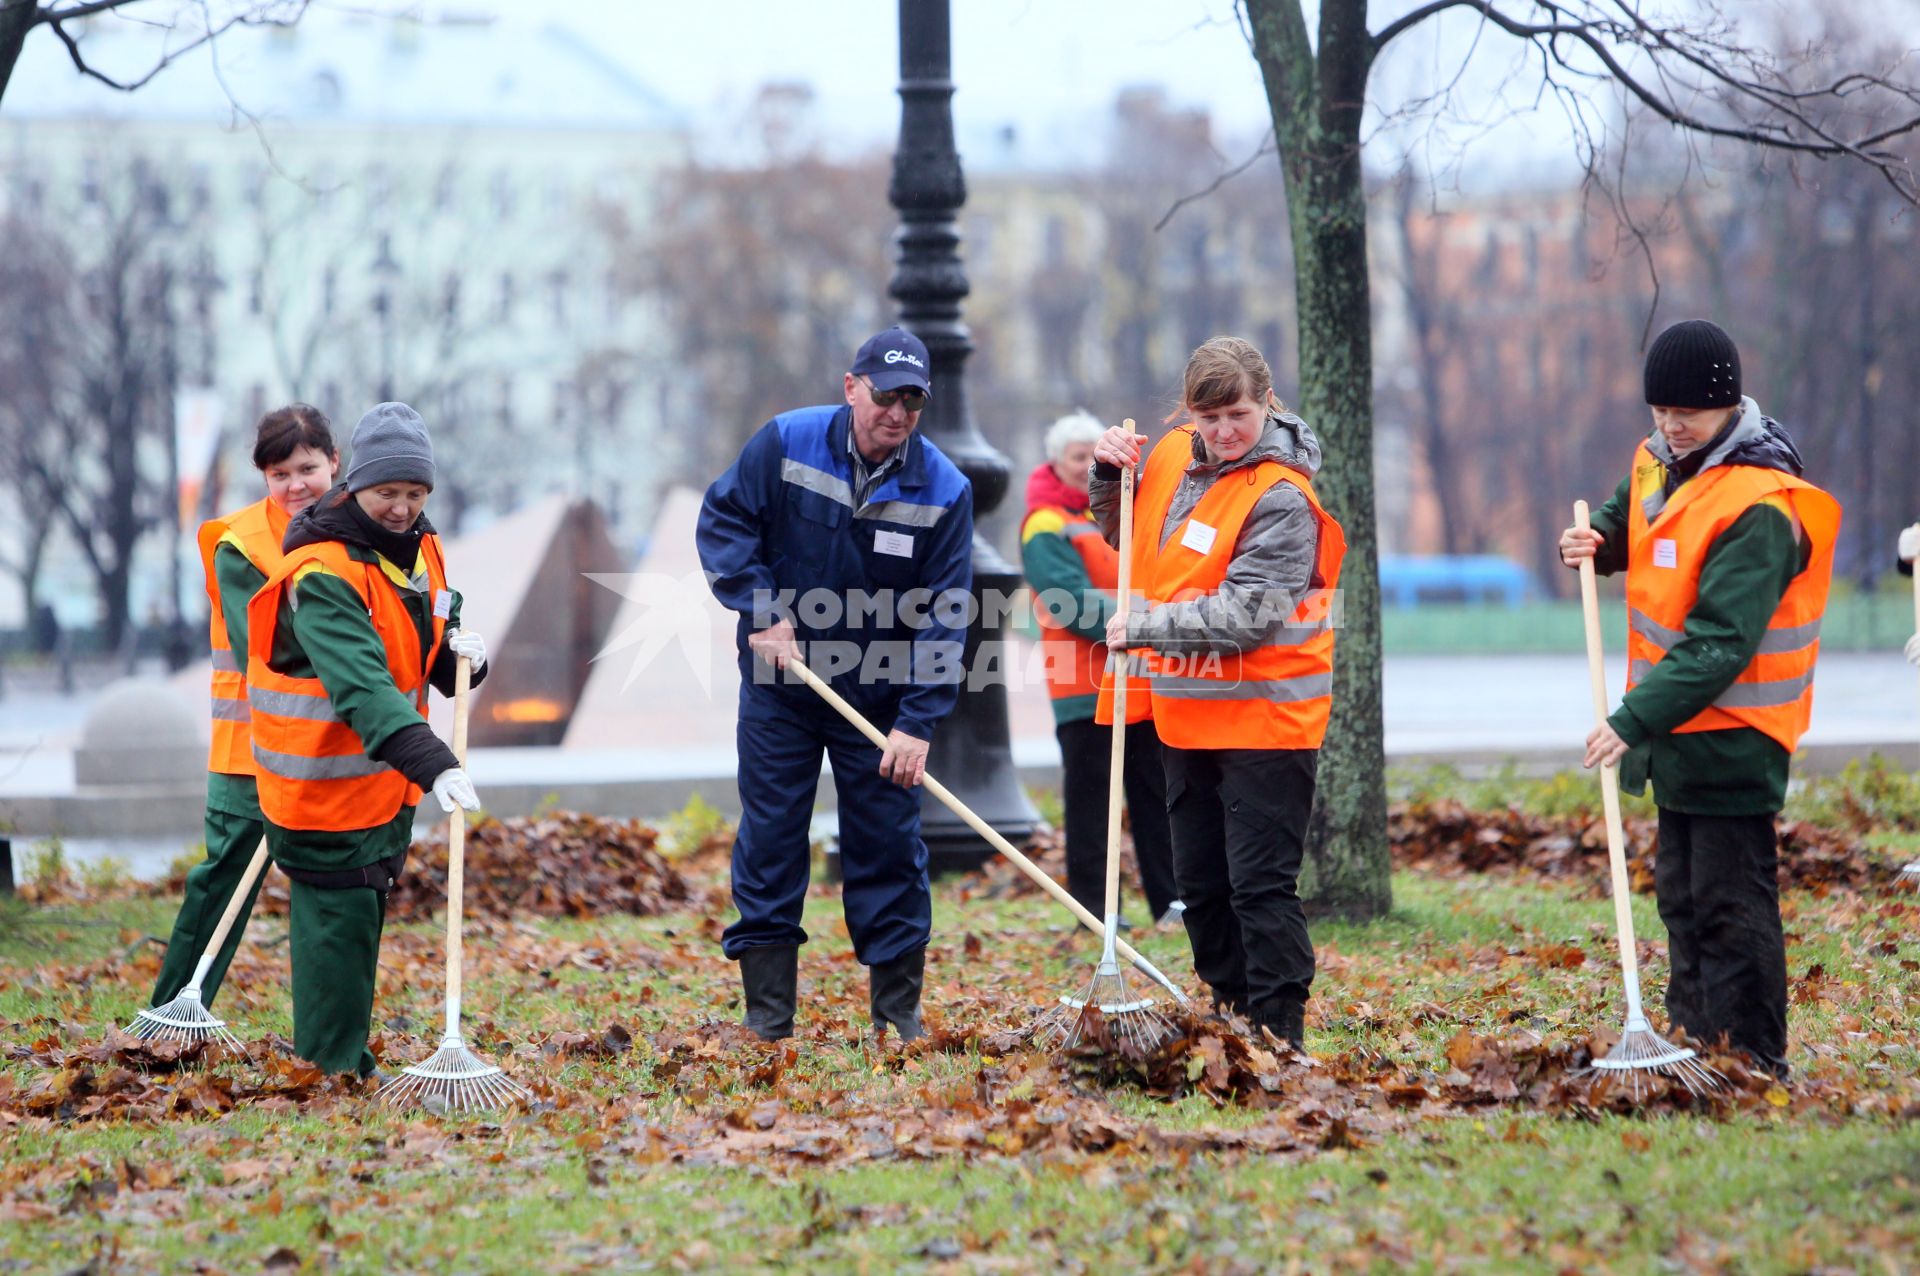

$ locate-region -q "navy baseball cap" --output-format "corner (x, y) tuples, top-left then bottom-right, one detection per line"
(850, 326), (933, 397)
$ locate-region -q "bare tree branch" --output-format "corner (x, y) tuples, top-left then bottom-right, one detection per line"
(34, 0), (147, 23)
(1372, 0), (1487, 55)
(44, 0), (306, 95)
(1367, 0), (1920, 200)
(1154, 131), (1277, 231)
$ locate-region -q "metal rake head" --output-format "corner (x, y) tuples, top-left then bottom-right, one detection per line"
(1898, 861), (1920, 884)
(379, 1037), (528, 1114)
(124, 990), (242, 1054)
(1034, 964), (1177, 1056)
(1585, 1023), (1724, 1100)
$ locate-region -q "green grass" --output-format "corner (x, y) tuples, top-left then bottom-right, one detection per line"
(10, 1107), (1915, 1273)
(1380, 588), (1914, 655)
(3, 840), (1917, 1271)
(1391, 758), (1920, 854)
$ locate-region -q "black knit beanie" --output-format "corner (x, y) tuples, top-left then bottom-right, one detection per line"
(1643, 320), (1741, 409)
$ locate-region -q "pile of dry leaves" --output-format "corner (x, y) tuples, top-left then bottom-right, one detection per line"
(968, 802), (1892, 903)
(0, 1030), (363, 1123)
(1387, 799), (1886, 894)
(255, 812), (708, 922)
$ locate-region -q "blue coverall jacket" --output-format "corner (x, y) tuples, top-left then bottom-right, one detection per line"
(697, 404), (974, 964)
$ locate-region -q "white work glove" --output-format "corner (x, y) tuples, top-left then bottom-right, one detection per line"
(1906, 633), (1920, 668)
(431, 767), (481, 814)
(1898, 524), (1920, 563)
(446, 628), (487, 671)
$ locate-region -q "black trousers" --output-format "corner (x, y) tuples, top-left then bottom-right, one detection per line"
(1055, 718), (1178, 920)
(1163, 745), (1317, 1027)
(1654, 808), (1788, 1069)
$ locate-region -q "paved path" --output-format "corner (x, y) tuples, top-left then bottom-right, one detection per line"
(1382, 652), (1919, 754)
(7, 651), (1914, 877)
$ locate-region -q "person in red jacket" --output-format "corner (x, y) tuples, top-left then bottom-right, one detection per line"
(1899, 524), (1918, 667)
(1019, 409), (1178, 925)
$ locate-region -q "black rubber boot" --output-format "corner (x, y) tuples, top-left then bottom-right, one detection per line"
(868, 947), (927, 1042)
(1259, 998), (1306, 1052)
(739, 945), (799, 1042)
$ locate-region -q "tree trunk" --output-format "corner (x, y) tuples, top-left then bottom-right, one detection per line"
(8, 519), (51, 624)
(1246, 0), (1391, 920)
(0, 2), (35, 107)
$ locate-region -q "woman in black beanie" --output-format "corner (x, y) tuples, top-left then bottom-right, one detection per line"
(1557, 320), (1842, 1077)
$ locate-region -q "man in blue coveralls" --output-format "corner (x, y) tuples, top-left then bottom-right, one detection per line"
(697, 326), (974, 1042)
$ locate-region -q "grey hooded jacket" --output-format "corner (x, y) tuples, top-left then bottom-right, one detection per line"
(1088, 410), (1324, 655)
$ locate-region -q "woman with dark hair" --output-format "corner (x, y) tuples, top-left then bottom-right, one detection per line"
(245, 402), (486, 1075)
(148, 404), (342, 1013)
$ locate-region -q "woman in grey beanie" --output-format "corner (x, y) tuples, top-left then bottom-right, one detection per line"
(243, 402), (491, 1076)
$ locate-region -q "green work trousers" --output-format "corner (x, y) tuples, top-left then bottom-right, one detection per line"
(267, 804), (413, 1076)
(287, 877), (390, 1076)
(151, 807), (269, 1008)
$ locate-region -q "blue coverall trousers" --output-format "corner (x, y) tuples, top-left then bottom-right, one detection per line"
(722, 680), (932, 966)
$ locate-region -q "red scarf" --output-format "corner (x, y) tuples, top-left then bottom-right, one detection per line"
(1024, 461), (1089, 515)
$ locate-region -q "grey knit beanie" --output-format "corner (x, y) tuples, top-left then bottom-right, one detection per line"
(345, 402), (435, 492)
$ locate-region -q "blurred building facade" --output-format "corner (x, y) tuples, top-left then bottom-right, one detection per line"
(0, 8), (685, 629)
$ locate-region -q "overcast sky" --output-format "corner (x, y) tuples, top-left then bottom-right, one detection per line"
(19, 1), (1917, 186)
(569, 0), (1281, 149)
(10, 0), (1615, 182)
(500, 0), (1592, 178)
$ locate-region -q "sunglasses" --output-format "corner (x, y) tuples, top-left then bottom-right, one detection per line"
(861, 376), (927, 412)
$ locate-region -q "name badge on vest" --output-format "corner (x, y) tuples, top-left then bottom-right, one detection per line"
(1652, 539), (1678, 569)
(1179, 520), (1218, 555)
(874, 529), (914, 558)
(433, 589), (453, 618)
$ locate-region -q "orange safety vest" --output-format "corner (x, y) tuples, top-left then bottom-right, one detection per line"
(245, 535), (450, 832)
(197, 497), (290, 776)
(1623, 441), (1839, 753)
(1096, 427), (1346, 749)
(1021, 504), (1127, 707)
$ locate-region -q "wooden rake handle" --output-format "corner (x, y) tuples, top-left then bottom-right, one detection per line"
(444, 654), (473, 1034)
(182, 838), (272, 993)
(783, 656), (1188, 1004)
(1574, 501), (1644, 998)
(1104, 427), (1136, 930)
(205, 840), (271, 961)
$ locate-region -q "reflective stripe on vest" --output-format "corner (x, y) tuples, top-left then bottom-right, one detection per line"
(199, 497), (289, 777)
(210, 696), (252, 722)
(251, 741), (394, 781)
(248, 685), (342, 723)
(1098, 427), (1346, 749)
(1629, 607), (1823, 657)
(245, 535), (449, 832)
(1622, 440), (1840, 753)
(1149, 671), (1335, 702)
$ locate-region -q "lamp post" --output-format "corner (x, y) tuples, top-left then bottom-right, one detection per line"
(371, 234), (400, 402)
(890, 0), (1037, 867)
